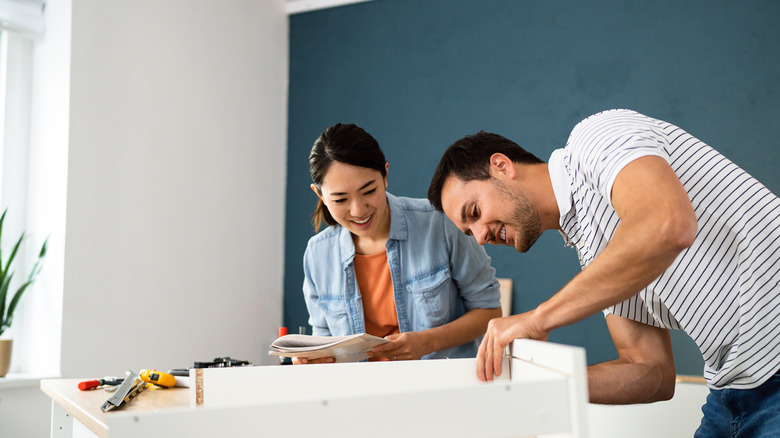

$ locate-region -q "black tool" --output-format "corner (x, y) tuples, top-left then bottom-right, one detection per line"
(193, 357), (251, 368)
(168, 357), (252, 377)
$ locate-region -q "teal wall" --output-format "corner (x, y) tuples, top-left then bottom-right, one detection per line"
(284, 0), (780, 374)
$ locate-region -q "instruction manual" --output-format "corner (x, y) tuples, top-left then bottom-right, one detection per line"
(269, 333), (389, 362)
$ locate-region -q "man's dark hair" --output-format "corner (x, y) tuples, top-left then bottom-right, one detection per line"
(427, 131), (543, 210)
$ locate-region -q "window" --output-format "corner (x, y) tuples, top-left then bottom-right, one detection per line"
(0, 0), (63, 377)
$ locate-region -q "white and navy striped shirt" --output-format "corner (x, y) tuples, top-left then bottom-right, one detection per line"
(548, 109), (780, 390)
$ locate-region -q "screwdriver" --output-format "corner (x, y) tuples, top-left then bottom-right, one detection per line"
(139, 369), (176, 388)
(78, 376), (124, 391)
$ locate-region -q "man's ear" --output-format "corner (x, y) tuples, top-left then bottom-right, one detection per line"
(489, 153), (516, 179)
(310, 184), (323, 200)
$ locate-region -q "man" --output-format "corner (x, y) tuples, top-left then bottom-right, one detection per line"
(427, 109), (780, 436)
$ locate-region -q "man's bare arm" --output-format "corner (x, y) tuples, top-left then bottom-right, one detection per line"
(534, 155), (698, 332)
(588, 314), (676, 404)
(478, 156), (697, 380)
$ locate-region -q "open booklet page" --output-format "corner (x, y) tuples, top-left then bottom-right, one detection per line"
(269, 333), (389, 362)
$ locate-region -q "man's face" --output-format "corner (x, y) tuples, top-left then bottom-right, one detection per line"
(441, 175), (542, 253)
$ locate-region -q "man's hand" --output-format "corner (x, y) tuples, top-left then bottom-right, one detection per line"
(366, 331), (432, 361)
(477, 311), (549, 381)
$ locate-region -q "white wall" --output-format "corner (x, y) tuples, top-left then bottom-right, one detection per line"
(1, 0), (288, 436)
(0, 382), (52, 438)
(62, 0), (288, 376)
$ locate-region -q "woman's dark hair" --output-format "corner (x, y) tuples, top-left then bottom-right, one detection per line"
(427, 131), (543, 210)
(309, 123), (387, 231)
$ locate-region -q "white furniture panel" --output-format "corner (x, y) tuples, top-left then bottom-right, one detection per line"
(44, 339), (589, 437)
(588, 380), (709, 437)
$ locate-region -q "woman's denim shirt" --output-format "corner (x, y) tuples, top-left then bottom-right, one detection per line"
(302, 193), (501, 359)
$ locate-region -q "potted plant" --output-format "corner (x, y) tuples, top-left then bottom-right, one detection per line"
(0, 209), (47, 377)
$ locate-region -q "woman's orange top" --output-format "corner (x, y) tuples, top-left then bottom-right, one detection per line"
(353, 250), (400, 338)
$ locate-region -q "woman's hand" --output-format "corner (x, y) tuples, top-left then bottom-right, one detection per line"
(366, 331), (432, 361)
(292, 356), (336, 364)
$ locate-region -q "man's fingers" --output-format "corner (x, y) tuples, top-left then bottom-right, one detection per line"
(484, 333), (495, 381)
(493, 339), (504, 377)
(476, 335), (488, 381)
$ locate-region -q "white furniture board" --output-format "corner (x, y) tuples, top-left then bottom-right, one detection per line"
(588, 381), (709, 437)
(192, 356), (525, 407)
(109, 378), (571, 438)
(60, 339), (588, 438)
(512, 339), (589, 438)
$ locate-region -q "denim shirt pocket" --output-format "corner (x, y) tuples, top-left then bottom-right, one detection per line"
(315, 297), (349, 334)
(405, 266), (452, 329)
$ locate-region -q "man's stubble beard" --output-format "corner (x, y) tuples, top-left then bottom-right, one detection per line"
(494, 178), (543, 253)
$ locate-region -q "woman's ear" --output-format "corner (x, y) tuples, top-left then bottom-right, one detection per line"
(310, 184), (323, 200)
(384, 162), (389, 188)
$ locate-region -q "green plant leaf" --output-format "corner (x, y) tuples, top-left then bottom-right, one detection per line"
(5, 279), (33, 330)
(0, 209), (6, 272)
(0, 271), (14, 328)
(38, 238), (48, 258)
(25, 242), (47, 282)
(4, 234), (24, 275)
(0, 210), (48, 338)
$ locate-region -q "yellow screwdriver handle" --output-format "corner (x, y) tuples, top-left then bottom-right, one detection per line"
(139, 369), (176, 387)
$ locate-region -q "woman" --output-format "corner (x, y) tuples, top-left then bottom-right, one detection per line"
(298, 123), (502, 364)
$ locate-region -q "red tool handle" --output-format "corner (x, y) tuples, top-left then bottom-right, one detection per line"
(78, 380), (100, 390)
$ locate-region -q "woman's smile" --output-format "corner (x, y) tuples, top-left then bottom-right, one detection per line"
(351, 214), (374, 229)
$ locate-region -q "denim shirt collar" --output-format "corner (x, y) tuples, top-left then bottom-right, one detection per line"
(387, 193), (408, 242)
(337, 192), (406, 266)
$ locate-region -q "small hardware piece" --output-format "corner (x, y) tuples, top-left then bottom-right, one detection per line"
(101, 371), (146, 412)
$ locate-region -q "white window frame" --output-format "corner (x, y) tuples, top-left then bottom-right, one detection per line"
(0, 0), (65, 378)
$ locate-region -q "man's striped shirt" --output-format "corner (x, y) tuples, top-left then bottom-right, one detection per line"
(548, 109), (780, 389)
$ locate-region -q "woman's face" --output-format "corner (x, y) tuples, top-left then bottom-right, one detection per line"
(313, 161), (390, 240)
